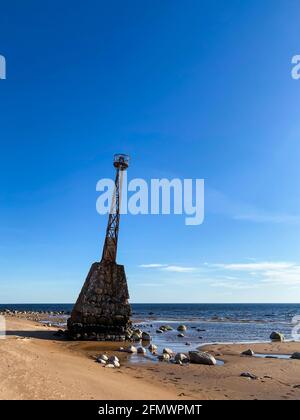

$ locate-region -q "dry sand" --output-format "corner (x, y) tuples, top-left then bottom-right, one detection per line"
(1, 316), (300, 400)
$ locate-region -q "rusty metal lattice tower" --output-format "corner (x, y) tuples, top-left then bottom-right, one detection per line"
(101, 154), (129, 264)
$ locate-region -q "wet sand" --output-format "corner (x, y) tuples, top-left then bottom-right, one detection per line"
(1, 315), (300, 400)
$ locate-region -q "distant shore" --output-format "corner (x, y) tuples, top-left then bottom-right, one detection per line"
(1, 314), (300, 400)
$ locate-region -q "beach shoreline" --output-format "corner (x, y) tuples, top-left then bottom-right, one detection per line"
(1, 315), (300, 400)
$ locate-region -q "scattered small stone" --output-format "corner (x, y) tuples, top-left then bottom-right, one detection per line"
(189, 351), (216, 366)
(177, 325), (187, 332)
(105, 364), (115, 368)
(118, 347), (124, 352)
(240, 372), (258, 380)
(177, 333), (185, 338)
(137, 347), (147, 354)
(270, 331), (285, 342)
(185, 342), (191, 346)
(241, 349), (255, 357)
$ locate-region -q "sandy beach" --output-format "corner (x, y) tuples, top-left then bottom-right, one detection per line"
(1, 315), (300, 400)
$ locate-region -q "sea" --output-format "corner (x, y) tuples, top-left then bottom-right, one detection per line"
(1, 303), (300, 350)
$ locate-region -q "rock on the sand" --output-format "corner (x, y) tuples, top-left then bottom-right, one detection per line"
(270, 331), (285, 342)
(105, 364), (116, 368)
(97, 358), (107, 365)
(126, 345), (137, 353)
(175, 353), (189, 364)
(163, 348), (174, 356)
(241, 349), (254, 356)
(240, 372), (258, 380)
(158, 354), (170, 362)
(108, 355), (119, 364)
(97, 354), (108, 362)
(291, 352), (300, 360)
(137, 347), (147, 354)
(188, 351), (216, 366)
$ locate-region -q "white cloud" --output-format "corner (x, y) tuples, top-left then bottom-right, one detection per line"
(208, 261), (300, 288)
(162, 265), (197, 273)
(139, 264), (197, 273)
(139, 264), (167, 268)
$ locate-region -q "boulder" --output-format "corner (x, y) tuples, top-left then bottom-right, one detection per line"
(97, 358), (107, 365)
(188, 351), (216, 366)
(291, 352), (300, 360)
(270, 331), (285, 342)
(177, 325), (187, 332)
(126, 345), (137, 353)
(96, 354), (108, 362)
(158, 354), (170, 362)
(163, 348), (174, 356)
(108, 355), (119, 364)
(241, 349), (254, 357)
(175, 353), (189, 364)
(142, 332), (151, 341)
(148, 344), (158, 352)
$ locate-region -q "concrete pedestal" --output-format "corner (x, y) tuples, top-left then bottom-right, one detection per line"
(67, 262), (132, 340)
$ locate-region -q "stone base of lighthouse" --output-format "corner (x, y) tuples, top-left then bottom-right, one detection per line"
(67, 262), (132, 341)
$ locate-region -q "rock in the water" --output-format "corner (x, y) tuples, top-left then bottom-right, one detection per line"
(142, 332), (151, 341)
(108, 355), (119, 364)
(241, 349), (254, 356)
(177, 325), (187, 332)
(240, 372), (258, 380)
(126, 345), (137, 353)
(158, 354), (170, 362)
(163, 348), (174, 356)
(137, 347), (147, 354)
(159, 325), (173, 332)
(270, 331), (285, 342)
(148, 344), (158, 352)
(175, 353), (189, 364)
(177, 333), (185, 338)
(291, 352), (300, 360)
(189, 351), (216, 366)
(156, 329), (163, 334)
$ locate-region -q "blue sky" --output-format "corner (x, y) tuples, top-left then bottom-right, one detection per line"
(0, 0), (300, 303)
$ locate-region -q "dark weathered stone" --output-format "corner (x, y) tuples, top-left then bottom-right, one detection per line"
(67, 262), (132, 340)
